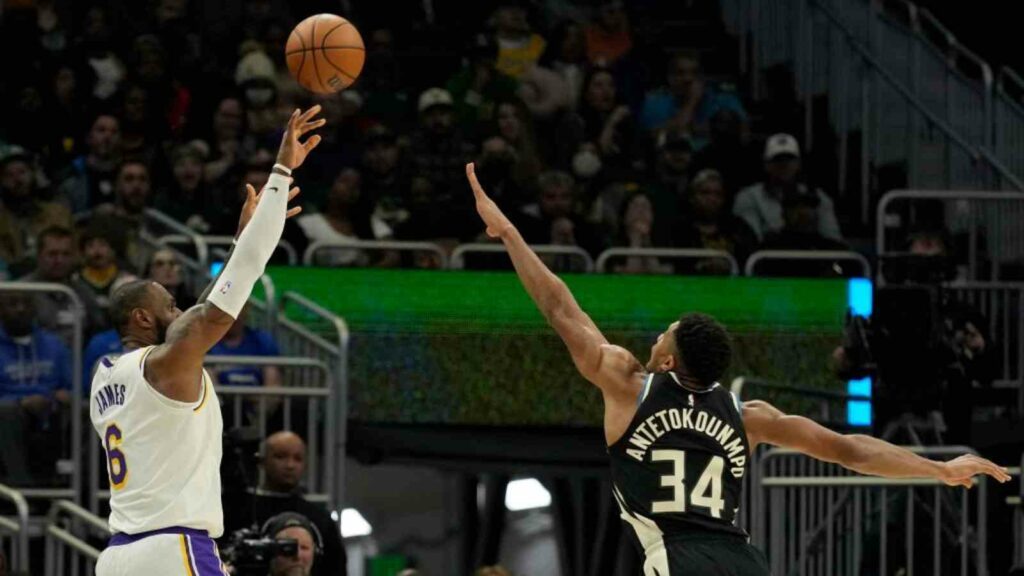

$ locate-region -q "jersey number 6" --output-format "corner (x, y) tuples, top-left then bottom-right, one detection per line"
(105, 424), (128, 490)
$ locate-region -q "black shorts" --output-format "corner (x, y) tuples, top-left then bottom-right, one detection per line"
(658, 533), (769, 576)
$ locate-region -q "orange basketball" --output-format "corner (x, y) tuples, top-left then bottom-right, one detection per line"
(286, 14), (365, 94)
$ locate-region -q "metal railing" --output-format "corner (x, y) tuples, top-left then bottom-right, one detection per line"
(161, 234), (299, 266)
(754, 446), (988, 576)
(303, 239), (448, 268)
(44, 499), (110, 576)
(595, 248), (738, 275)
(744, 250), (871, 277)
(0, 483), (29, 572)
(0, 283), (83, 505)
(994, 68), (1024, 189)
(142, 208), (209, 270)
(450, 243), (594, 272)
(876, 190), (1024, 281)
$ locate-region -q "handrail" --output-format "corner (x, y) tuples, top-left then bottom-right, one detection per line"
(0, 282), (84, 508)
(0, 483), (29, 571)
(160, 234), (299, 266)
(978, 147), (1024, 190)
(451, 243), (594, 271)
(997, 66), (1024, 95)
(44, 500), (110, 576)
(204, 355), (331, 376)
(303, 239), (448, 268)
(279, 291), (349, 510)
(730, 377), (870, 402)
(595, 247), (738, 274)
(143, 208), (209, 269)
(744, 250), (871, 277)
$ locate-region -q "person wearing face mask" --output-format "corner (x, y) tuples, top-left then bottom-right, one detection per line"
(0, 292), (72, 485)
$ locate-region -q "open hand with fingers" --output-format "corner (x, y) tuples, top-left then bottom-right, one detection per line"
(939, 453), (1011, 488)
(466, 163), (515, 239)
(236, 183), (303, 237)
(277, 105), (326, 171)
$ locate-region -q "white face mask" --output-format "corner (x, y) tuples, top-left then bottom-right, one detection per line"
(572, 149), (602, 179)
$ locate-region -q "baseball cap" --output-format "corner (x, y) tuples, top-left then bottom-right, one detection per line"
(0, 145), (32, 168)
(764, 133), (801, 161)
(418, 87), (454, 113)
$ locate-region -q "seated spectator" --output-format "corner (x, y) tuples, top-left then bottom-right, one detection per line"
(408, 88), (478, 239)
(639, 52), (747, 149)
(447, 34), (520, 137)
(519, 170), (604, 270)
(292, 169), (397, 268)
(539, 20), (588, 107)
(145, 248), (196, 310)
(557, 66), (638, 179)
(492, 98), (544, 191)
(76, 223), (136, 311)
(360, 126), (408, 229)
(210, 155), (273, 236)
(18, 226), (108, 339)
(155, 141), (217, 233)
(0, 146), (73, 275)
(585, 0), (633, 66)
(674, 170), (758, 274)
(362, 28), (415, 134)
(734, 134), (842, 242)
(83, 328), (123, 388)
(491, 1), (546, 79)
(758, 188), (848, 252)
(0, 293), (71, 485)
(202, 96), (248, 187)
(264, 512), (320, 576)
(208, 304), (281, 389)
(646, 130), (693, 220)
(94, 160), (154, 273)
(690, 108), (761, 194)
(221, 431), (347, 576)
(472, 136), (532, 217)
(611, 190), (673, 274)
(56, 113), (121, 214)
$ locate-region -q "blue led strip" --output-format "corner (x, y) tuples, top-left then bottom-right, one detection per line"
(846, 279), (873, 426)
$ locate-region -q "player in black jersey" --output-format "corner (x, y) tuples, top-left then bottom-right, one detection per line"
(465, 163), (1010, 575)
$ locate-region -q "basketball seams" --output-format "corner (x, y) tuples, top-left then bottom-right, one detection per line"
(284, 46), (365, 56)
(308, 15), (328, 93)
(319, 20), (359, 83)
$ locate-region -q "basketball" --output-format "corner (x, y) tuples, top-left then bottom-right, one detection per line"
(286, 14), (365, 94)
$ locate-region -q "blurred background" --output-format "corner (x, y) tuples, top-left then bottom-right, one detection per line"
(0, 0), (1022, 574)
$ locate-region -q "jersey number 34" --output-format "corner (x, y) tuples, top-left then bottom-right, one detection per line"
(104, 424), (128, 490)
(651, 449), (725, 518)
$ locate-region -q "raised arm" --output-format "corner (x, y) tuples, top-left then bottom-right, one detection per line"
(743, 400), (1010, 487)
(145, 107), (324, 402)
(465, 164), (641, 399)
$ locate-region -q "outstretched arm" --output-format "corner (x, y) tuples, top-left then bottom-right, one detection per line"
(466, 164), (640, 398)
(743, 400), (1010, 488)
(146, 107), (324, 402)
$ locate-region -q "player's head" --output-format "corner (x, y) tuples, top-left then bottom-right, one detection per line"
(262, 430), (306, 493)
(109, 280), (183, 343)
(263, 512), (321, 576)
(646, 313), (732, 388)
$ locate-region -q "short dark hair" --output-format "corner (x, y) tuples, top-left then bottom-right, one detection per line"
(79, 219), (127, 257)
(109, 280), (156, 334)
(37, 225), (74, 249)
(674, 313), (732, 387)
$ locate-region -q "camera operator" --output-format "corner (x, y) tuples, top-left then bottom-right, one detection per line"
(222, 431), (347, 576)
(263, 513), (320, 576)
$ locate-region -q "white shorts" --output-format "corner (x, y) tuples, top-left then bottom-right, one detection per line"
(95, 527), (228, 576)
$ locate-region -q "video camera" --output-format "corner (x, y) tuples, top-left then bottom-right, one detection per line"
(220, 527), (299, 576)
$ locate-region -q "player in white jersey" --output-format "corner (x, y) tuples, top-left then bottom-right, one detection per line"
(90, 106), (325, 576)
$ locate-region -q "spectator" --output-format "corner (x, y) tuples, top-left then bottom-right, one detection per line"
(758, 188), (848, 252)
(734, 133), (842, 242)
(117, 83), (164, 169)
(690, 108), (761, 194)
(557, 66), (638, 179)
(297, 92), (365, 204)
(94, 160), (154, 273)
(83, 328), (123, 388)
(0, 293), (71, 485)
(486, 99), (544, 199)
(674, 170), (758, 274)
(265, 512), (320, 576)
(361, 28), (414, 134)
(76, 223), (136, 310)
(585, 0), (633, 66)
(56, 113), (121, 214)
(155, 140), (216, 232)
(491, 1), (546, 79)
(611, 190), (673, 274)
(447, 34), (520, 136)
(222, 431), (347, 576)
(144, 248), (196, 310)
(0, 146), (73, 274)
(360, 125), (408, 229)
(18, 226), (108, 339)
(472, 136), (532, 215)
(639, 52), (747, 149)
(539, 20), (588, 107)
(210, 156), (272, 236)
(408, 88), (477, 239)
(646, 130), (693, 219)
(203, 96), (247, 186)
(208, 304), (281, 388)
(519, 170), (604, 270)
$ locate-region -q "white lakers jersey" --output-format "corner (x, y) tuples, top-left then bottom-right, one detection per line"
(90, 346), (224, 537)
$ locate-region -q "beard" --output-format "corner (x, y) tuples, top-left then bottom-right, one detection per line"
(155, 318), (170, 344)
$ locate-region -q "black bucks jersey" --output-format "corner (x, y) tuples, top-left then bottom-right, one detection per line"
(609, 371), (750, 548)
